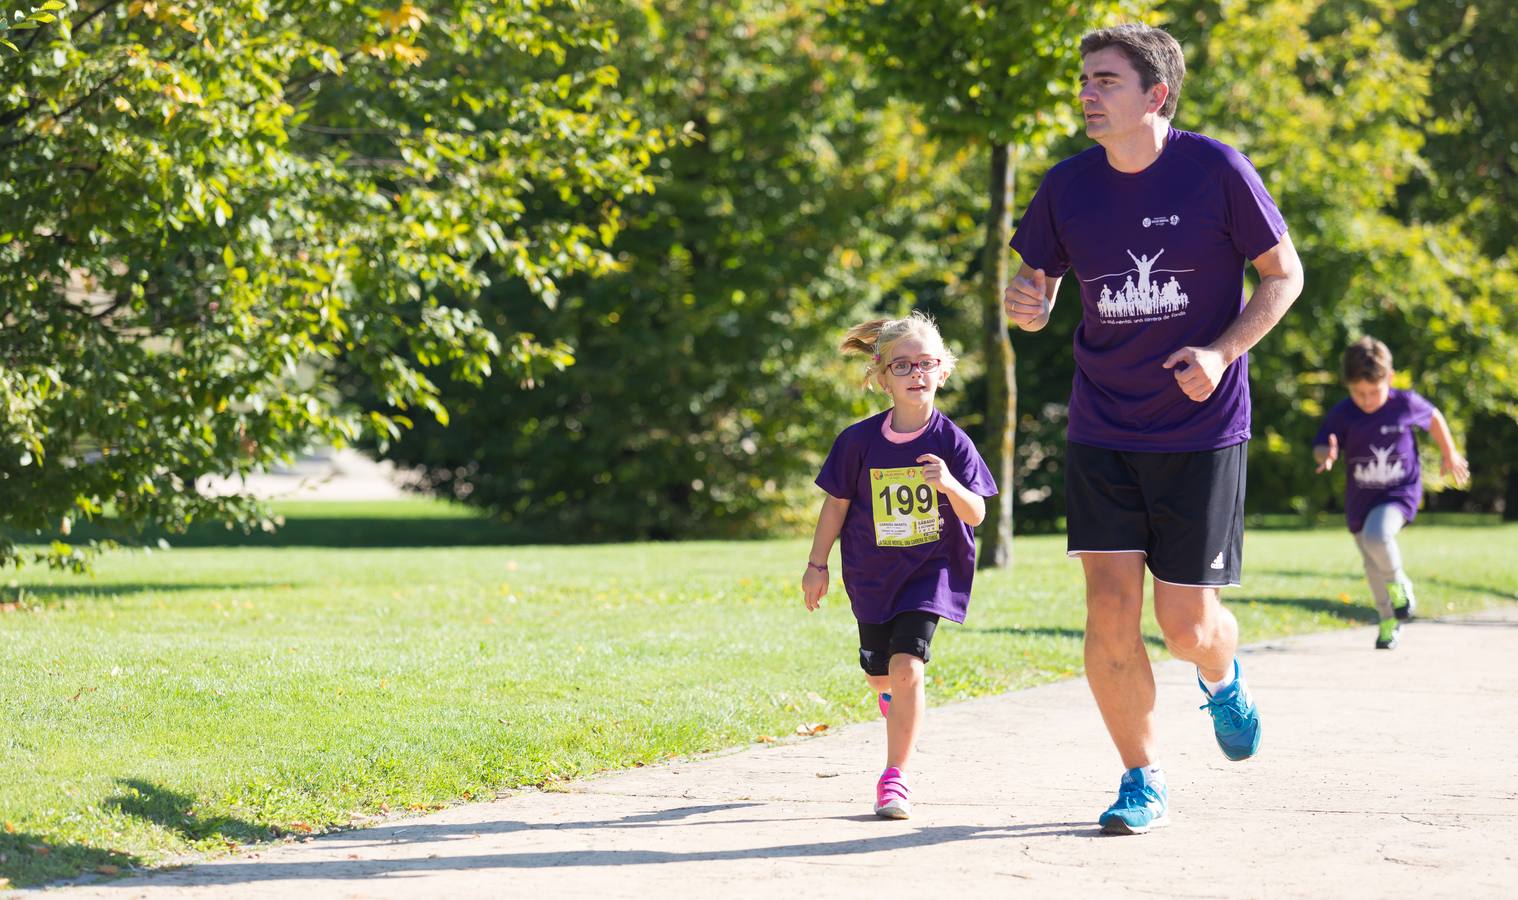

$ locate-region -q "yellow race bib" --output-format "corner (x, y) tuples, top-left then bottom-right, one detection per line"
(870, 466), (942, 547)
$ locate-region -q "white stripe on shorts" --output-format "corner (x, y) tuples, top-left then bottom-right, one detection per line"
(1151, 574), (1242, 590)
(1067, 548), (1148, 558)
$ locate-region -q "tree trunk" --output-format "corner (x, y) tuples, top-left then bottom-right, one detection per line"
(978, 143), (1016, 569)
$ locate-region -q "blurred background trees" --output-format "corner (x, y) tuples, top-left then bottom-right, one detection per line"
(4, 0), (1514, 564)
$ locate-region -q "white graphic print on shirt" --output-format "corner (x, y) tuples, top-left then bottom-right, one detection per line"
(1082, 247), (1197, 324)
(1352, 445), (1407, 488)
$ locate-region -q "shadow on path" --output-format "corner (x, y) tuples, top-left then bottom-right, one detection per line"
(108, 819), (1103, 887)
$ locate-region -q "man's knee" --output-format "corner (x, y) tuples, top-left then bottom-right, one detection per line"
(1153, 587), (1222, 650)
(1159, 619), (1209, 655)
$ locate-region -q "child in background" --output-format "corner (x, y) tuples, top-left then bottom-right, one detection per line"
(1313, 337), (1470, 649)
(802, 311), (997, 819)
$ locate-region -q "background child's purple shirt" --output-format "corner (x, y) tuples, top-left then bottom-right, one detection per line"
(1314, 389), (1435, 533)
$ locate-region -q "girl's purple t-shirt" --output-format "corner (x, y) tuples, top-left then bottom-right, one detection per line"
(1314, 389), (1435, 533)
(815, 410), (998, 625)
(1010, 128), (1288, 452)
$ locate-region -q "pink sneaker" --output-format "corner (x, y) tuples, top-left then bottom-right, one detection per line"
(878, 692), (891, 718)
(874, 767), (911, 819)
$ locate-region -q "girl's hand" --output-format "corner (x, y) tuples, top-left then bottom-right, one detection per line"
(916, 453), (961, 493)
(802, 565), (828, 611)
(1441, 452), (1471, 487)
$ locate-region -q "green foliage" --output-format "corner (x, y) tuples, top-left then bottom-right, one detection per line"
(824, 0), (1137, 144)
(1395, 0), (1518, 260)
(367, 0), (979, 539)
(0, 1), (665, 566)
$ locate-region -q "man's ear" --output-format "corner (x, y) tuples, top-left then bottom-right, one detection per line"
(1149, 82), (1170, 114)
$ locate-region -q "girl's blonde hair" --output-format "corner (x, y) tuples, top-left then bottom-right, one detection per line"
(839, 310), (957, 390)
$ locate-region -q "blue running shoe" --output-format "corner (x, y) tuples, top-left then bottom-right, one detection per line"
(1199, 659), (1261, 761)
(1099, 767), (1169, 834)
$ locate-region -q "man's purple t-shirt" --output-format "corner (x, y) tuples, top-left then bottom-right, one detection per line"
(1010, 128), (1288, 452)
(1314, 389), (1435, 534)
(816, 410), (998, 625)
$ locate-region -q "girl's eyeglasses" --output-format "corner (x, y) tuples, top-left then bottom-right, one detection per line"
(885, 358), (942, 377)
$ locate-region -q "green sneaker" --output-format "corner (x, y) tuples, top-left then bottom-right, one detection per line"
(1388, 582), (1415, 622)
(1376, 618), (1400, 650)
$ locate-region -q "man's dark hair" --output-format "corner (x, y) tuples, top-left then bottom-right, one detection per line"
(1080, 23), (1186, 119)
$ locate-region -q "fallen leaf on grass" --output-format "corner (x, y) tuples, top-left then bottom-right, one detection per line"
(806, 691), (828, 705)
(95, 865), (120, 876)
(755, 735), (776, 744)
(795, 722), (829, 736)
(28, 844), (50, 856)
(3, 821), (14, 833)
(286, 821), (314, 834)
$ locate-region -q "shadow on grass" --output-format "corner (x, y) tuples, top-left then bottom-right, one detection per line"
(106, 779), (275, 847)
(1253, 570), (1518, 604)
(1244, 513), (1506, 530)
(0, 831), (137, 889)
(18, 515), (535, 550)
(1237, 595), (1378, 624)
(1421, 578), (1518, 603)
(1251, 568), (1341, 580)
(964, 625), (1168, 650)
(5, 583), (283, 605)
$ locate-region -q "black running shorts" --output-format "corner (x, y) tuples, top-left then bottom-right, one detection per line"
(1064, 440), (1246, 587)
(858, 611), (941, 676)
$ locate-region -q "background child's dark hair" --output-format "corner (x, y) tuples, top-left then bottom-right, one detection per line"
(1343, 337), (1393, 384)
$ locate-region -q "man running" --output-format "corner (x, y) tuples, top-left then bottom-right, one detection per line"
(1005, 22), (1304, 834)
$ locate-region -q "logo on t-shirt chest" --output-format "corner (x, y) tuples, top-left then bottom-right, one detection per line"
(1082, 246), (1196, 325)
(1351, 445), (1408, 488)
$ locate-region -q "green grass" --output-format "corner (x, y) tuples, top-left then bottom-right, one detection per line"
(2, 501), (1515, 888)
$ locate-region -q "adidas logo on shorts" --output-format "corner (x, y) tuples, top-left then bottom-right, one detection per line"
(1210, 552), (1224, 570)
